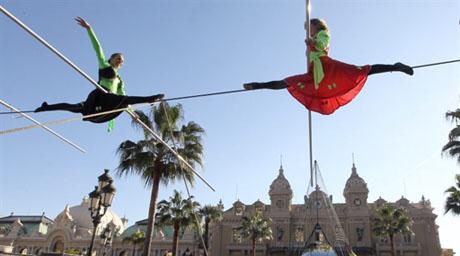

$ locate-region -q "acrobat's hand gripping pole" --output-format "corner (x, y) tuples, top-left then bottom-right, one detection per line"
(306, 0), (314, 187)
(0, 5), (215, 192)
(0, 99), (86, 153)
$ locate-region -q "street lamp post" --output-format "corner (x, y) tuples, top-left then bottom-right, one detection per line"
(87, 169), (116, 256)
(100, 226), (113, 256)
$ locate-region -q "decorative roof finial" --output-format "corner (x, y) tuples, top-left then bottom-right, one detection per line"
(351, 153), (357, 174)
(218, 199), (224, 210)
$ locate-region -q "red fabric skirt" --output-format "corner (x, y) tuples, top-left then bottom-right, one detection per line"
(285, 56), (371, 115)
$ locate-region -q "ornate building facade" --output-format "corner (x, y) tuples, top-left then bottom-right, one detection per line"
(0, 199), (199, 256)
(210, 164), (444, 256)
(0, 164), (451, 256)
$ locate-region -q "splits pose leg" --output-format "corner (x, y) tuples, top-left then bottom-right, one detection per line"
(244, 62), (413, 90)
(35, 90), (164, 113)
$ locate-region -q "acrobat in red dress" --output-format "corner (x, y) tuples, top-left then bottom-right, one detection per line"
(285, 30), (370, 115)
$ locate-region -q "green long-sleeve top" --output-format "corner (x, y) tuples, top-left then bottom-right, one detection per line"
(309, 30), (330, 89)
(87, 28), (125, 96)
(86, 28), (125, 132)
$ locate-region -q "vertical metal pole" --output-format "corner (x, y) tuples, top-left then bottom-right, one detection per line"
(306, 0), (314, 187)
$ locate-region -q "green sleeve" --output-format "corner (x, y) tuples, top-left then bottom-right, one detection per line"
(87, 28), (110, 69)
(116, 79), (126, 96)
(314, 30), (330, 51)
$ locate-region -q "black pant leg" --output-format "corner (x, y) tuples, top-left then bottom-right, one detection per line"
(35, 102), (84, 113)
(246, 80), (289, 90)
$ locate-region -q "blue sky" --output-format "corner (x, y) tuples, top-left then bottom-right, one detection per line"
(1, 0), (459, 252)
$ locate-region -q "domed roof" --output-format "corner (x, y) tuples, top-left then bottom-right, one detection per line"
(121, 224), (147, 237)
(344, 164), (368, 194)
(121, 221), (173, 239)
(269, 166), (293, 197)
(54, 197), (125, 235)
(396, 196), (410, 207)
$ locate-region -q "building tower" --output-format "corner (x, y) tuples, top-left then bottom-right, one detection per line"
(343, 163), (371, 248)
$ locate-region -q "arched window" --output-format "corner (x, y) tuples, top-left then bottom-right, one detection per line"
(52, 239), (65, 252)
(295, 225), (304, 243)
(19, 248), (28, 254)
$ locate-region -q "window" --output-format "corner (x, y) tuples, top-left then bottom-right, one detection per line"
(52, 240), (64, 252)
(354, 198), (362, 206)
(276, 200), (284, 208)
(315, 199), (322, 208)
(314, 231), (324, 242)
(295, 225), (304, 243)
(232, 228), (242, 243)
(235, 208), (243, 216)
(404, 234), (412, 243)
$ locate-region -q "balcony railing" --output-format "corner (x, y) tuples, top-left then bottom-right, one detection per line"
(376, 242), (421, 250)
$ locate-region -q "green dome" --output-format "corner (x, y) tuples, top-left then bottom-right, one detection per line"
(121, 221), (175, 239)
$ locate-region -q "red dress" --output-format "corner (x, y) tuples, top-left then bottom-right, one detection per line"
(285, 36), (371, 115)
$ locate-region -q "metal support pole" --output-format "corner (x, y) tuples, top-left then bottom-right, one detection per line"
(0, 5), (215, 192)
(0, 99), (86, 153)
(305, 0), (314, 187)
(0, 5), (105, 92)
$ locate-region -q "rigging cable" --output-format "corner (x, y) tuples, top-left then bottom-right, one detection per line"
(1, 57), (459, 115)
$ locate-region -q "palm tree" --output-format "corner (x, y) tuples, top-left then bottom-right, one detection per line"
(122, 230), (146, 256)
(445, 174), (460, 216)
(199, 205), (223, 252)
(116, 103), (205, 256)
(442, 109), (460, 163)
(442, 109), (460, 217)
(372, 204), (413, 256)
(239, 211), (273, 256)
(156, 190), (201, 256)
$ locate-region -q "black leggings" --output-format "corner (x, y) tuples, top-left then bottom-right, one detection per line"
(37, 90), (161, 113)
(35, 90), (163, 123)
(368, 64), (408, 75)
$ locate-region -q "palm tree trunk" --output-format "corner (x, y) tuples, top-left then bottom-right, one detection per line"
(142, 169), (162, 256)
(252, 238), (256, 256)
(172, 221), (180, 256)
(132, 244), (136, 256)
(204, 219), (209, 251)
(390, 234), (395, 256)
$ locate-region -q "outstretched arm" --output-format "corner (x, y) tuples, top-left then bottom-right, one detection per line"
(75, 17), (107, 68)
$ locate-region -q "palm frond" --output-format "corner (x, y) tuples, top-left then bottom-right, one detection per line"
(115, 104), (206, 256)
(448, 126), (460, 141)
(445, 109), (460, 123)
(239, 211), (273, 243)
(371, 204), (413, 239)
(444, 174), (460, 215)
